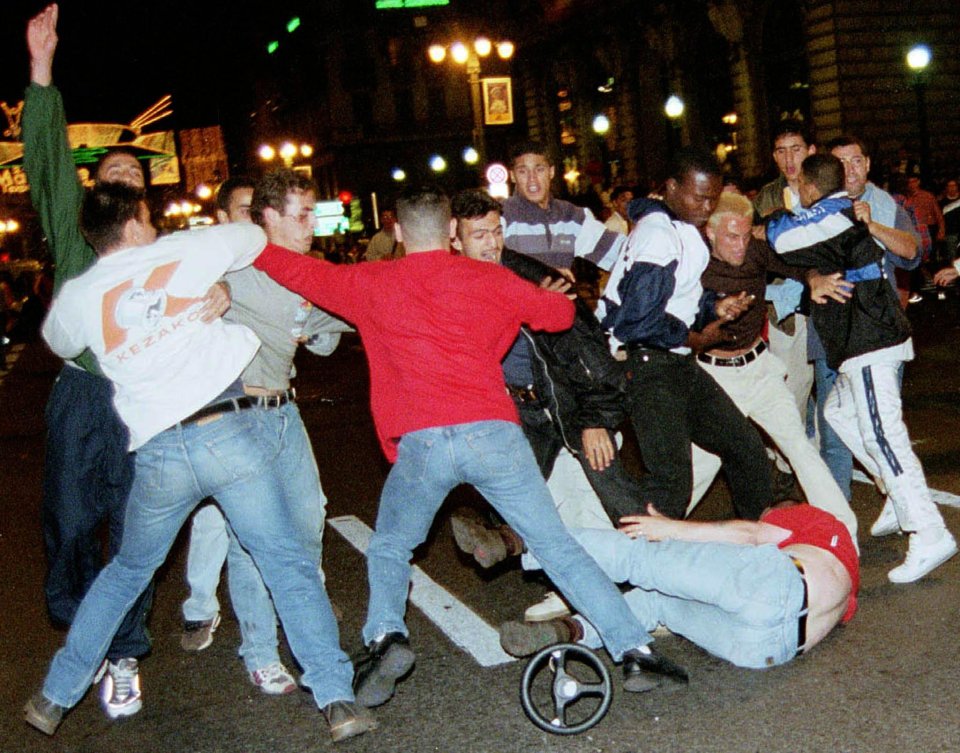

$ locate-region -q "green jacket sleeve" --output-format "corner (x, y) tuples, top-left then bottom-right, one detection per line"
(23, 82), (95, 293)
(23, 82), (101, 374)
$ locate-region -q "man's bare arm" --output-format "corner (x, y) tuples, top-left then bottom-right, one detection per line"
(853, 200), (917, 260)
(619, 505), (789, 546)
(28, 4), (57, 87)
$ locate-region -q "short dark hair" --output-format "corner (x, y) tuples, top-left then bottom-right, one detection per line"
(251, 169), (318, 225)
(825, 134), (871, 159)
(451, 190), (502, 222)
(610, 185), (633, 202)
(216, 176), (255, 214)
(801, 154), (845, 196)
(772, 119), (812, 147)
(396, 185), (450, 249)
(94, 147), (146, 185)
(667, 146), (721, 183)
(509, 140), (551, 167)
(80, 182), (146, 254)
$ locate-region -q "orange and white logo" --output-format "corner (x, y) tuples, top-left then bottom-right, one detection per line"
(102, 261), (199, 354)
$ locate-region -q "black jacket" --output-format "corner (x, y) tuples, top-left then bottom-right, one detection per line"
(501, 248), (626, 446)
(766, 194), (911, 370)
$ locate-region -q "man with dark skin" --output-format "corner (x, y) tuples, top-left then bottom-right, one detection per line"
(596, 146), (773, 520)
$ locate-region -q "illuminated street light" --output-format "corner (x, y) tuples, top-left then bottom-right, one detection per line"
(391, 167), (407, 182)
(907, 44), (931, 71)
(259, 140), (314, 167)
(429, 36), (514, 169)
(906, 44), (933, 181)
(664, 95), (685, 119)
(429, 155), (447, 172)
(463, 146), (479, 164)
(592, 114), (610, 135)
(196, 184), (213, 200)
(450, 41), (469, 65)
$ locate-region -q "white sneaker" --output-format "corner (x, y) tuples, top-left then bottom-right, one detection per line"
(888, 528), (958, 584)
(250, 662), (298, 695)
(523, 591), (571, 622)
(870, 499), (902, 537)
(98, 658), (142, 719)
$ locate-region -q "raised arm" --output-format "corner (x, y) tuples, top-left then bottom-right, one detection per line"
(23, 3), (94, 293)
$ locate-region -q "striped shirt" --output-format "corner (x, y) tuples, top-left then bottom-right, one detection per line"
(502, 194), (625, 271)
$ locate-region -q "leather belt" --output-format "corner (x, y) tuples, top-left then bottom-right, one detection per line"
(251, 388), (296, 408)
(506, 384), (541, 404)
(792, 557), (809, 657)
(697, 339), (766, 368)
(179, 396), (256, 426)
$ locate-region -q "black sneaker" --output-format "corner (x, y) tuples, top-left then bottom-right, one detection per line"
(621, 646), (689, 693)
(352, 632), (415, 708)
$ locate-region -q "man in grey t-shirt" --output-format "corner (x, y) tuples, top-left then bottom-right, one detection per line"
(179, 172), (351, 695)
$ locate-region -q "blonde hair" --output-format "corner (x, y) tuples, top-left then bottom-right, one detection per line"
(707, 192), (754, 230)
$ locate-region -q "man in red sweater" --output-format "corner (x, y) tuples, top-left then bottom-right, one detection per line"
(254, 186), (686, 715)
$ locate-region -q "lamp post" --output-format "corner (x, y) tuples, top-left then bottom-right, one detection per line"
(664, 94), (685, 158)
(428, 37), (514, 169)
(906, 44), (931, 181)
(592, 114), (611, 185)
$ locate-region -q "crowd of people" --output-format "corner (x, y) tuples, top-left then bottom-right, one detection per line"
(19, 3), (960, 746)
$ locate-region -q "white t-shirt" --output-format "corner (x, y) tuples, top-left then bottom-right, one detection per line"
(42, 224), (267, 449)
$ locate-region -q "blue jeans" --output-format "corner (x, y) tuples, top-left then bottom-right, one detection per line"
(362, 420), (650, 661)
(225, 401), (327, 672)
(814, 359), (852, 501)
(42, 409), (352, 710)
(568, 529), (805, 669)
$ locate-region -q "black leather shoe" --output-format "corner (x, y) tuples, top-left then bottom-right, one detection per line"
(621, 646), (689, 693)
(322, 700), (378, 743)
(353, 632), (416, 708)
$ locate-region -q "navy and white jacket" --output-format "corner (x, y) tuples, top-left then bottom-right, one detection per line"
(766, 192), (911, 371)
(502, 194), (625, 272)
(596, 198), (717, 355)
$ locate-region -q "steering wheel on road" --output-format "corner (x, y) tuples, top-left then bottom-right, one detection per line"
(520, 643), (612, 735)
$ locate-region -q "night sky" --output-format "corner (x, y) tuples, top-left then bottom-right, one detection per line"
(0, 1), (297, 131)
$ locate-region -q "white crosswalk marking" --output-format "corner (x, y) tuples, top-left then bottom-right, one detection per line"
(328, 514), (515, 667)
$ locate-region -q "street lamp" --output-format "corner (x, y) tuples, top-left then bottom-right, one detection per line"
(258, 140), (314, 168)
(664, 94), (685, 158)
(428, 36), (514, 169)
(906, 44), (932, 181)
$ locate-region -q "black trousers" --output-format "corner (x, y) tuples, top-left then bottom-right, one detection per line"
(622, 349), (772, 520)
(41, 366), (153, 659)
(516, 401), (645, 523)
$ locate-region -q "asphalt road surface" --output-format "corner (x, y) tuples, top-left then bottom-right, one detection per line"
(3, 293), (960, 753)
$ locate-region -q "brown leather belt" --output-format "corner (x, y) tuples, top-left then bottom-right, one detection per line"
(697, 339), (767, 367)
(791, 557), (809, 656)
